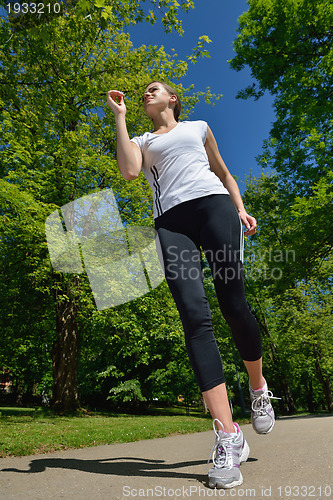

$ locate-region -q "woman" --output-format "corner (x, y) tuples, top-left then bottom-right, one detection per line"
(106, 81), (278, 489)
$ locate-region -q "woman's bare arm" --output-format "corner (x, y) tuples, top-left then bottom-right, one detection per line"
(204, 125), (257, 236)
(106, 90), (142, 180)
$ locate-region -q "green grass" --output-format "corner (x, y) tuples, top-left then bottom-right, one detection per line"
(0, 406), (37, 416)
(0, 406), (250, 458)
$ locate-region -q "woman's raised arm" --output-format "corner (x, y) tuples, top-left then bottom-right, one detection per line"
(106, 90), (142, 180)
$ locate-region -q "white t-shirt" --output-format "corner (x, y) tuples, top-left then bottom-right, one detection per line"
(130, 120), (229, 219)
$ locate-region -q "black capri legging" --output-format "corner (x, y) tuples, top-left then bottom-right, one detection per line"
(155, 194), (262, 392)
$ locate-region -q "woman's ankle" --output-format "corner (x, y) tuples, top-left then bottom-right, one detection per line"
(214, 419), (236, 434)
(250, 377), (266, 391)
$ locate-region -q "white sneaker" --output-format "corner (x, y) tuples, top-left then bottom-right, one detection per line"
(249, 381), (280, 434)
(208, 419), (250, 489)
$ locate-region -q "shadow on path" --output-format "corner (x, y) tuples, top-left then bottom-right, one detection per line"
(1, 455), (258, 485)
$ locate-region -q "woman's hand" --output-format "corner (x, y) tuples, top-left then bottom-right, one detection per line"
(238, 209), (257, 236)
(106, 90), (126, 116)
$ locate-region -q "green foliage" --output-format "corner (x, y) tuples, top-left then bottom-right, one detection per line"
(229, 2), (333, 412)
(108, 378), (147, 404)
(77, 281), (197, 407)
(188, 35), (212, 63)
(1, 0), (195, 36)
(0, 180), (55, 396)
(0, 2), (219, 407)
(242, 173), (333, 412)
(230, 0), (333, 192)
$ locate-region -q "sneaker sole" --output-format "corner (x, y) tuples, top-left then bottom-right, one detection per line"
(209, 471), (244, 489)
(240, 439), (250, 463)
(252, 418), (275, 435)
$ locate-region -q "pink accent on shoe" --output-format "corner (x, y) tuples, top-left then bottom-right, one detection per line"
(252, 381), (267, 392)
(233, 422), (240, 433)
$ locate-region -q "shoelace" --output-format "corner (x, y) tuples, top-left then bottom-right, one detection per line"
(207, 418), (234, 469)
(251, 389), (281, 414)
(213, 440), (233, 468)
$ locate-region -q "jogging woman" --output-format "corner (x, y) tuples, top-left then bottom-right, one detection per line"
(106, 81), (278, 489)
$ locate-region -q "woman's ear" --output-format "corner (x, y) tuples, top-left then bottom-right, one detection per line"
(169, 95), (177, 112)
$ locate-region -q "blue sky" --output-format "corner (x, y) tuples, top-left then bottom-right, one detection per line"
(0, 1), (275, 193)
(127, 0), (276, 193)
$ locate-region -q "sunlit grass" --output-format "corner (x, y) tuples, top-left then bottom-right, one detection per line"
(0, 406), (250, 457)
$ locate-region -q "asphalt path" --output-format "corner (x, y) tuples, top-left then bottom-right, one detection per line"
(0, 414), (332, 500)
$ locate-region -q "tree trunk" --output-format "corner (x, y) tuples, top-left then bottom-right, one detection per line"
(248, 291), (297, 413)
(306, 379), (315, 413)
(280, 379), (297, 414)
(51, 278), (80, 413)
(313, 345), (333, 412)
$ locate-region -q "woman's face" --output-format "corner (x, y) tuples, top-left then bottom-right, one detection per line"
(142, 82), (174, 116)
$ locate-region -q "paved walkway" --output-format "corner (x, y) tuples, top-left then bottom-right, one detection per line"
(0, 415), (332, 500)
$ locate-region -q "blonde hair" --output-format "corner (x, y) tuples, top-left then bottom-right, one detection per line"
(144, 81), (181, 121)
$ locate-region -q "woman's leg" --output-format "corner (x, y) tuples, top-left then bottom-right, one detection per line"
(155, 225), (226, 392)
(198, 195), (278, 434)
(155, 198), (250, 489)
(156, 226), (237, 432)
(243, 358), (265, 390)
(155, 201), (237, 432)
(199, 195), (263, 370)
(154, 196), (264, 433)
(202, 383), (234, 433)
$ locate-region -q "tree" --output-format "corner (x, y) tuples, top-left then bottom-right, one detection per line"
(0, 1), (215, 411)
(230, 0), (333, 193)
(242, 173), (332, 412)
(229, 2), (333, 412)
(0, 180), (54, 404)
(77, 281), (192, 409)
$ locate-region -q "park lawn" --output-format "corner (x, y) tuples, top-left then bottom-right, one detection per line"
(1, 407), (246, 458)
